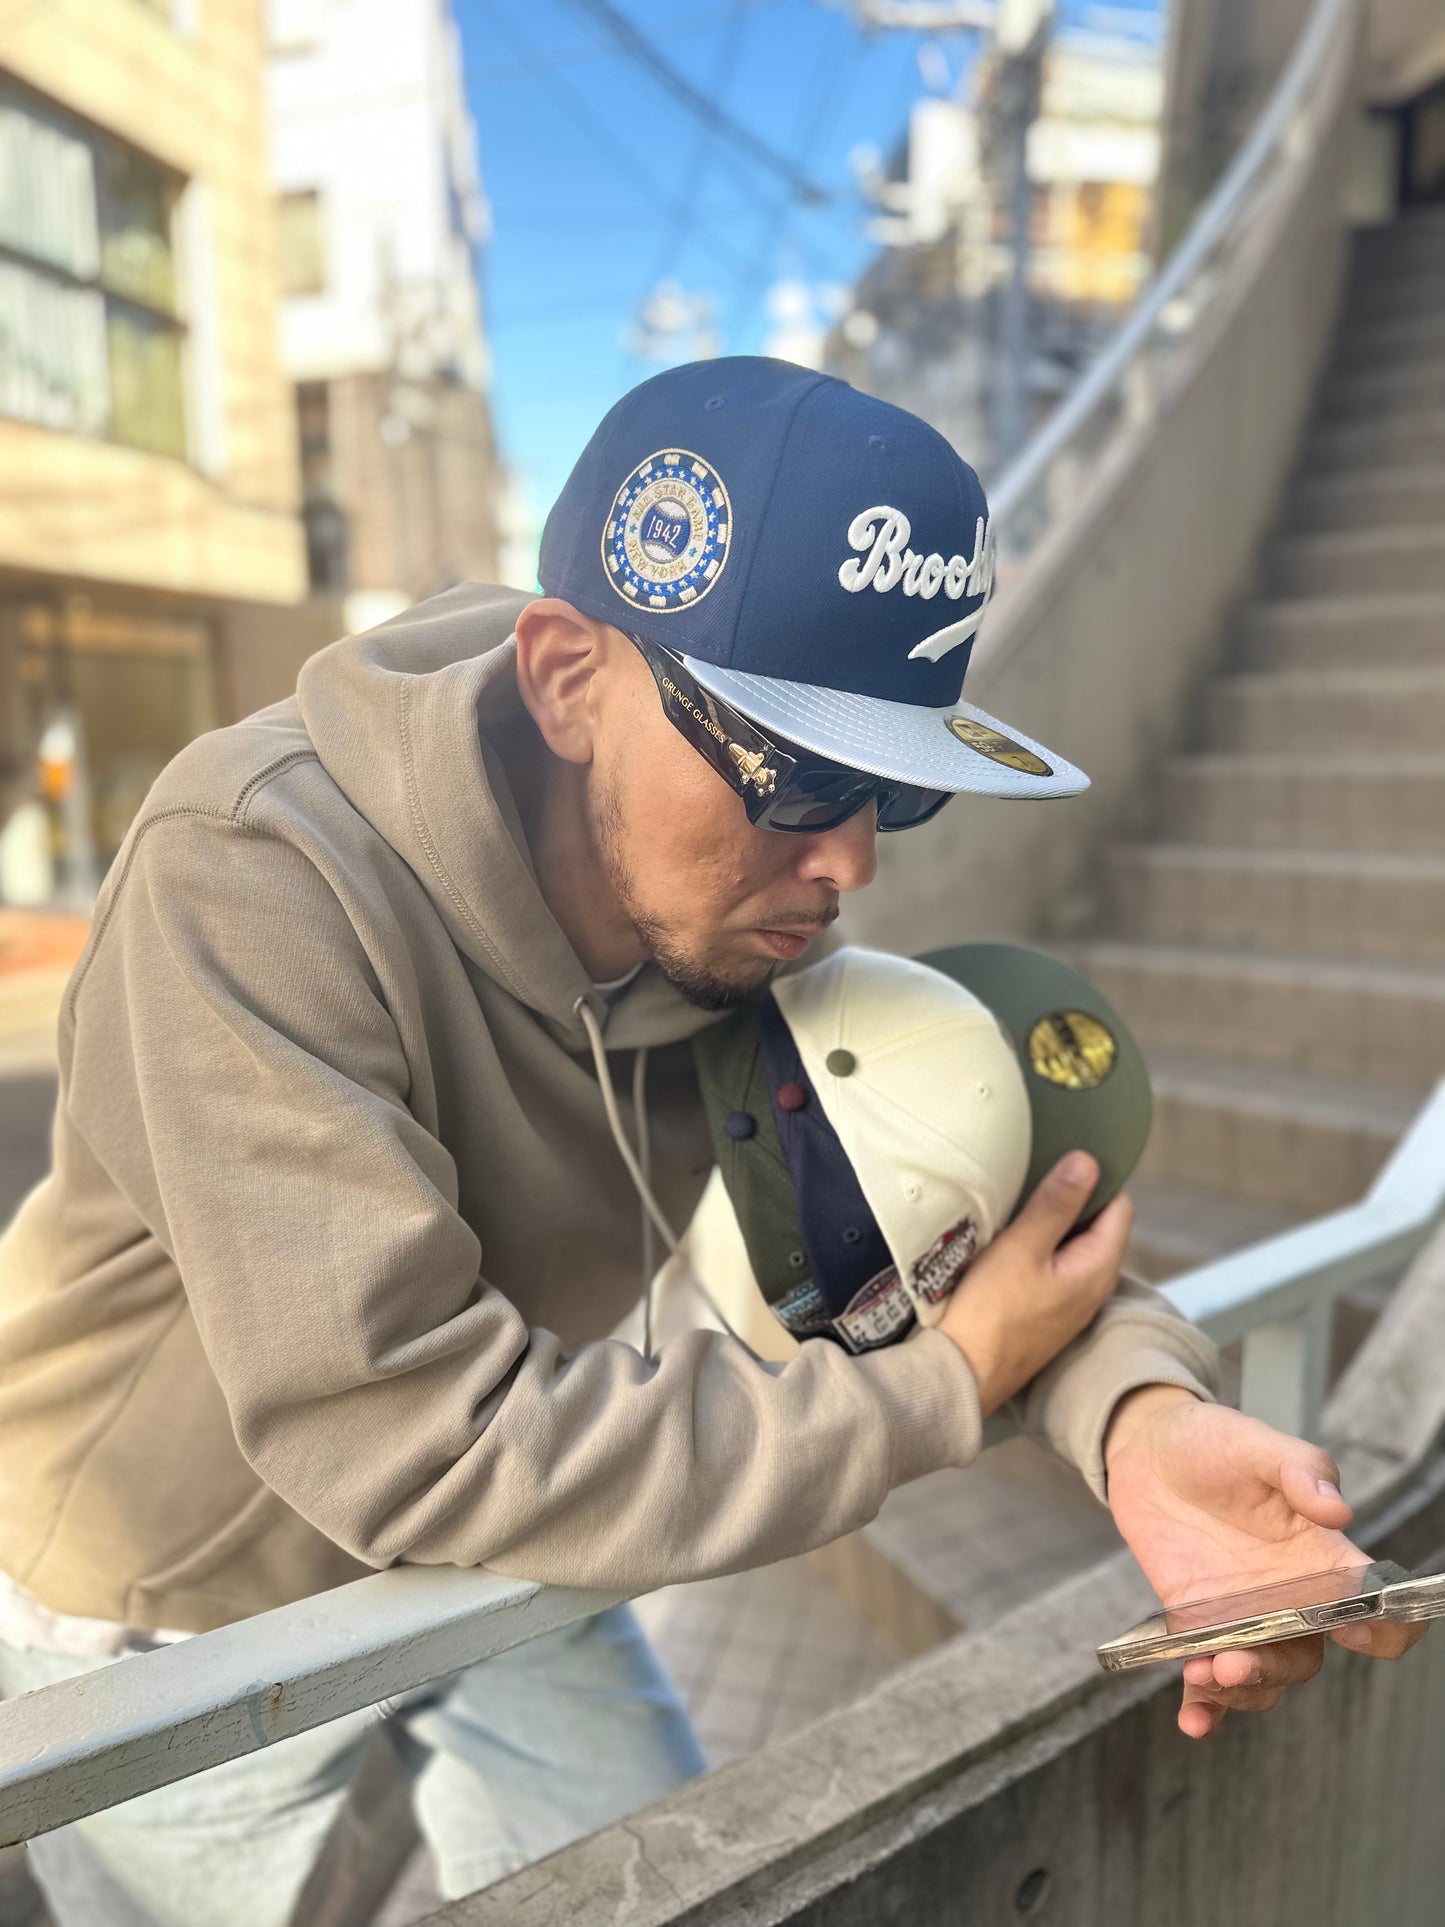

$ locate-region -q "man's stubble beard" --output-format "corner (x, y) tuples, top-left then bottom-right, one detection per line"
(591, 774), (773, 1013)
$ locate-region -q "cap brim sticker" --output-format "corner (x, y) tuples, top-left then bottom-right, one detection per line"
(1027, 1010), (1118, 1089)
(946, 714), (1052, 776)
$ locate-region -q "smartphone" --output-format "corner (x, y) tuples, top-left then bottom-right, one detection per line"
(1096, 1559), (1445, 1672)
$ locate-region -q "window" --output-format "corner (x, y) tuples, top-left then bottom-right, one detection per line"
(0, 82), (187, 459)
(277, 189), (326, 297)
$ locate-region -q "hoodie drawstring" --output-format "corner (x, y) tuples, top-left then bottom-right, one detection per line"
(632, 1045), (655, 1361)
(574, 996), (755, 1361)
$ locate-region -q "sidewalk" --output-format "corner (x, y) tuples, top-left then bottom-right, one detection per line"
(0, 910), (88, 1067)
(0, 909), (90, 981)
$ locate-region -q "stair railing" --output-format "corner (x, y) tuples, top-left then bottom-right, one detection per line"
(1166, 1079), (1445, 1438)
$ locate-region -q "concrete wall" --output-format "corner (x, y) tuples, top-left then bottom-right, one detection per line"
(1364, 0), (1445, 103)
(432, 1226), (1445, 1927)
(837, 14), (1360, 961)
(1155, 0), (1315, 248)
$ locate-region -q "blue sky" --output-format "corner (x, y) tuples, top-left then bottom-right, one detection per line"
(459, 0), (1164, 566)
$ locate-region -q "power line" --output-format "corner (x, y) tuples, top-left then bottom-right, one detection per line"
(485, 201), (765, 228)
(722, 11), (861, 341)
(633, 0), (756, 333)
(483, 0), (657, 204)
(470, 0), (778, 85)
(560, 0), (834, 207)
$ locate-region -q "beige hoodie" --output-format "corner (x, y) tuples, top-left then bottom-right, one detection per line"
(0, 584), (1216, 1634)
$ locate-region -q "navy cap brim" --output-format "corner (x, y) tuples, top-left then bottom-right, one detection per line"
(680, 658), (1089, 800)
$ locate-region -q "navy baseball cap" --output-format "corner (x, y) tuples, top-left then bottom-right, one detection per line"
(539, 355), (1086, 798)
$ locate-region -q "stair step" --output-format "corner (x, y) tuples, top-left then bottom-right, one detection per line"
(1317, 364), (1445, 423)
(1104, 844), (1445, 964)
(1204, 668), (1445, 752)
(1303, 409), (1445, 472)
(1283, 464), (1445, 534)
(1233, 592), (1445, 667)
(1126, 1175), (1306, 1280)
(1138, 1050), (1422, 1215)
(1263, 526), (1445, 597)
(1070, 940), (1445, 1083)
(1351, 212), (1445, 276)
(1343, 272), (1445, 330)
(864, 1442), (1122, 1638)
(1158, 753), (1445, 853)
(1332, 313), (1445, 373)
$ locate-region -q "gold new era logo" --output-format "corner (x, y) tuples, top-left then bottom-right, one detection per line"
(1028, 1010), (1117, 1090)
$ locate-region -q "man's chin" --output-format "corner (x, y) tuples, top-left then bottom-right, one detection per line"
(645, 936), (777, 1013)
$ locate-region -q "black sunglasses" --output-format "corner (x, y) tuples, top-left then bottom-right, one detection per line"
(630, 634), (953, 835)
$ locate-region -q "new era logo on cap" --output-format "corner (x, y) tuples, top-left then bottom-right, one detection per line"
(540, 356), (1087, 801)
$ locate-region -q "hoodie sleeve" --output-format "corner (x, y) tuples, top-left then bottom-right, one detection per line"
(1007, 1272), (1221, 1502)
(68, 815), (984, 1593)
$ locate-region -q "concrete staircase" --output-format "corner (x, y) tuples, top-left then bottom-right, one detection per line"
(1077, 205), (1445, 1288)
(817, 207), (1445, 1650)
(640, 213), (1445, 1762)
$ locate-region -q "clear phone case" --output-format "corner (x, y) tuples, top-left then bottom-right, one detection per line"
(1096, 1560), (1445, 1672)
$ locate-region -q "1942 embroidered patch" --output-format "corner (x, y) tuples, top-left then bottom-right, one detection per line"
(603, 451), (731, 612)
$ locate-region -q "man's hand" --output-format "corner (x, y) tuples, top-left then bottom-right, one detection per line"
(939, 1152), (1131, 1416)
(1104, 1387), (1428, 1739)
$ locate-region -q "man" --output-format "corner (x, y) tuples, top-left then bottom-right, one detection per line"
(0, 359), (1418, 1925)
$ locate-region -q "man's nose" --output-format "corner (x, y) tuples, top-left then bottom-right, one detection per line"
(795, 803), (879, 893)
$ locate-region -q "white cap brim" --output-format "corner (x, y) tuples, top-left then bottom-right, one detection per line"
(681, 657), (1088, 800)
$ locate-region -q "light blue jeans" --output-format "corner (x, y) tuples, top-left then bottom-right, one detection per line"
(0, 1604), (705, 1927)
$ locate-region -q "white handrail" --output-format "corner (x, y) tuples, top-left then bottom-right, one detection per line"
(987, 0), (1359, 533)
(1165, 1079), (1445, 1436)
(0, 1568), (623, 1849)
(1167, 1081), (1445, 1347)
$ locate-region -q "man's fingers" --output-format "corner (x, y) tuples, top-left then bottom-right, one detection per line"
(1277, 1444), (1354, 1528)
(1187, 1636), (1323, 1692)
(1178, 1636), (1325, 1734)
(1013, 1151), (1100, 1258)
(1331, 1620), (1428, 1660)
(1179, 1700), (1221, 1739)
(1182, 1679), (1284, 1717)
(1051, 1189), (1133, 1287)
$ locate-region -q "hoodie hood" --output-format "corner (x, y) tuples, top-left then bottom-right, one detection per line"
(295, 580), (724, 1053)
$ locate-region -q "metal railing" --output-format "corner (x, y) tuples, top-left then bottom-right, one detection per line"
(1165, 1082), (1445, 1440)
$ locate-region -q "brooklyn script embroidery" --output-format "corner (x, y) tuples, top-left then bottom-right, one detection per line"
(837, 505), (997, 662)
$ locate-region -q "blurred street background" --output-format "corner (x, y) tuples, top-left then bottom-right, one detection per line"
(0, 0), (1281, 925)
(0, 0), (1258, 1219)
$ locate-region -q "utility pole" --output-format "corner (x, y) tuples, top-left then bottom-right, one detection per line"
(988, 0), (1053, 469)
(852, 0), (1054, 471)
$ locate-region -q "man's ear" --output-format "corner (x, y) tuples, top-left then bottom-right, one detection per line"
(514, 599), (609, 766)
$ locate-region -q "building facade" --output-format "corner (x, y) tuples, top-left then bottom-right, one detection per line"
(267, 0), (503, 634)
(0, 0), (307, 903)
(828, 11), (1166, 484)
